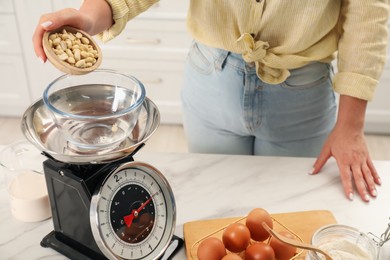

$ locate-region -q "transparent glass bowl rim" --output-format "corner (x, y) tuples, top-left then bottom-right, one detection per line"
(42, 69), (146, 120)
(312, 224), (369, 238)
(311, 224), (378, 254)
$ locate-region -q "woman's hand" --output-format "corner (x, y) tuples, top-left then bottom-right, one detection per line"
(311, 95), (381, 202)
(32, 0), (113, 62)
(33, 8), (93, 62)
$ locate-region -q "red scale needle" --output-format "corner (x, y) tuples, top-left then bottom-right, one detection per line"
(123, 193), (157, 228)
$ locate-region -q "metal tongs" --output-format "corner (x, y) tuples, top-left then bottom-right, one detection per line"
(368, 217), (390, 259)
(378, 221), (390, 247)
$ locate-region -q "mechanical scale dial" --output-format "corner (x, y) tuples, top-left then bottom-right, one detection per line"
(90, 161), (176, 259)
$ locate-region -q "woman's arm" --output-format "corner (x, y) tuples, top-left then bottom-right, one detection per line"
(32, 0), (113, 62)
(32, 0), (159, 62)
(312, 1), (389, 202)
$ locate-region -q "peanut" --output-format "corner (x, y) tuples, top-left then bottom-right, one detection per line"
(48, 29), (99, 69)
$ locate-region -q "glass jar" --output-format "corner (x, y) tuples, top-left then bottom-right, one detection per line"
(306, 224), (378, 260)
(0, 140), (51, 222)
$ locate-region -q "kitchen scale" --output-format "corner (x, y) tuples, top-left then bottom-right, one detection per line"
(21, 97), (183, 259)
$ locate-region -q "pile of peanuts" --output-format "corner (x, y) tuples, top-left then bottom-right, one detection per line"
(48, 29), (99, 68)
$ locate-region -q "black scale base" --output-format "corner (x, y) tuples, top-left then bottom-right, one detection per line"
(40, 151), (183, 260)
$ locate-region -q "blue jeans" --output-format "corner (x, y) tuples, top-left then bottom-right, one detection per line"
(181, 41), (337, 157)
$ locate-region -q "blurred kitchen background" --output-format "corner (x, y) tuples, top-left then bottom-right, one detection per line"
(1, 0), (390, 159)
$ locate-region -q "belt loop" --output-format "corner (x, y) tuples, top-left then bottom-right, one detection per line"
(214, 51), (230, 71)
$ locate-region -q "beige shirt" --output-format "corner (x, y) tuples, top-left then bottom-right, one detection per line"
(101, 0), (389, 101)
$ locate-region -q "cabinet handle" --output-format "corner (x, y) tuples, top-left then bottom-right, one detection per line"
(125, 38), (161, 45)
(140, 78), (163, 84)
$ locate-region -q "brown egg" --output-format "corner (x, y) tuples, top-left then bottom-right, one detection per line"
(221, 253), (243, 260)
(245, 208), (273, 241)
(197, 237), (227, 260)
(245, 242), (275, 260)
(269, 231), (297, 260)
(222, 223), (251, 253)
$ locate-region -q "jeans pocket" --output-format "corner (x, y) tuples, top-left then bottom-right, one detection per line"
(187, 42), (214, 75)
(281, 62), (332, 90)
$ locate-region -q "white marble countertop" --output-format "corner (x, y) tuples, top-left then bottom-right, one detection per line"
(1, 147), (389, 259)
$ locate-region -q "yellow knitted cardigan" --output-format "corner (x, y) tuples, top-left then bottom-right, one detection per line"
(99, 0), (389, 101)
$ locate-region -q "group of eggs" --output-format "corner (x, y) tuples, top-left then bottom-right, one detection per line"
(197, 208), (297, 260)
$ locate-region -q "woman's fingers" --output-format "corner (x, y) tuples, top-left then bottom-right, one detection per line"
(32, 9), (81, 62)
(32, 23), (47, 61)
(350, 163), (370, 202)
(335, 162), (355, 201)
(336, 158), (379, 202)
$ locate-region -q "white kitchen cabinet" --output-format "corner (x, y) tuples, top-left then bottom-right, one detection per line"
(100, 1), (191, 124)
(13, 0), (63, 104)
(0, 55), (31, 116)
(365, 58), (390, 134)
(364, 23), (390, 134)
(3, 0), (390, 132)
(101, 57), (185, 123)
(0, 3), (31, 116)
(0, 0), (13, 12)
(98, 8), (191, 123)
(50, 0), (191, 124)
(12, 0), (190, 124)
(51, 0), (82, 10)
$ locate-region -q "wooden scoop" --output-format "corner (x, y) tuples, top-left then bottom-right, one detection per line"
(262, 222), (333, 260)
(42, 26), (102, 75)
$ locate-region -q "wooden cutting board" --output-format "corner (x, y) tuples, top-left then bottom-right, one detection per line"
(183, 210), (337, 259)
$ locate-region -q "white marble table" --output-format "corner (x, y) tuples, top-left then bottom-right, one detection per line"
(1, 148), (389, 259)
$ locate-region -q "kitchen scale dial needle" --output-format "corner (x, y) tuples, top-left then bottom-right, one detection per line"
(123, 192), (158, 228)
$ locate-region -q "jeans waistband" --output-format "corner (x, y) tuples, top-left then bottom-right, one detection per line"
(194, 40), (331, 80)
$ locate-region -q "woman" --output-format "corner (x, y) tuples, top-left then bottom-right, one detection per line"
(33, 0), (389, 202)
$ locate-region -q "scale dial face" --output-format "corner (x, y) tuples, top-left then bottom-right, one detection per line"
(90, 161), (176, 260)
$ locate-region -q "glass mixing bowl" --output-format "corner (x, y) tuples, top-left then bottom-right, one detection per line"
(306, 224), (378, 260)
(43, 69), (146, 150)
